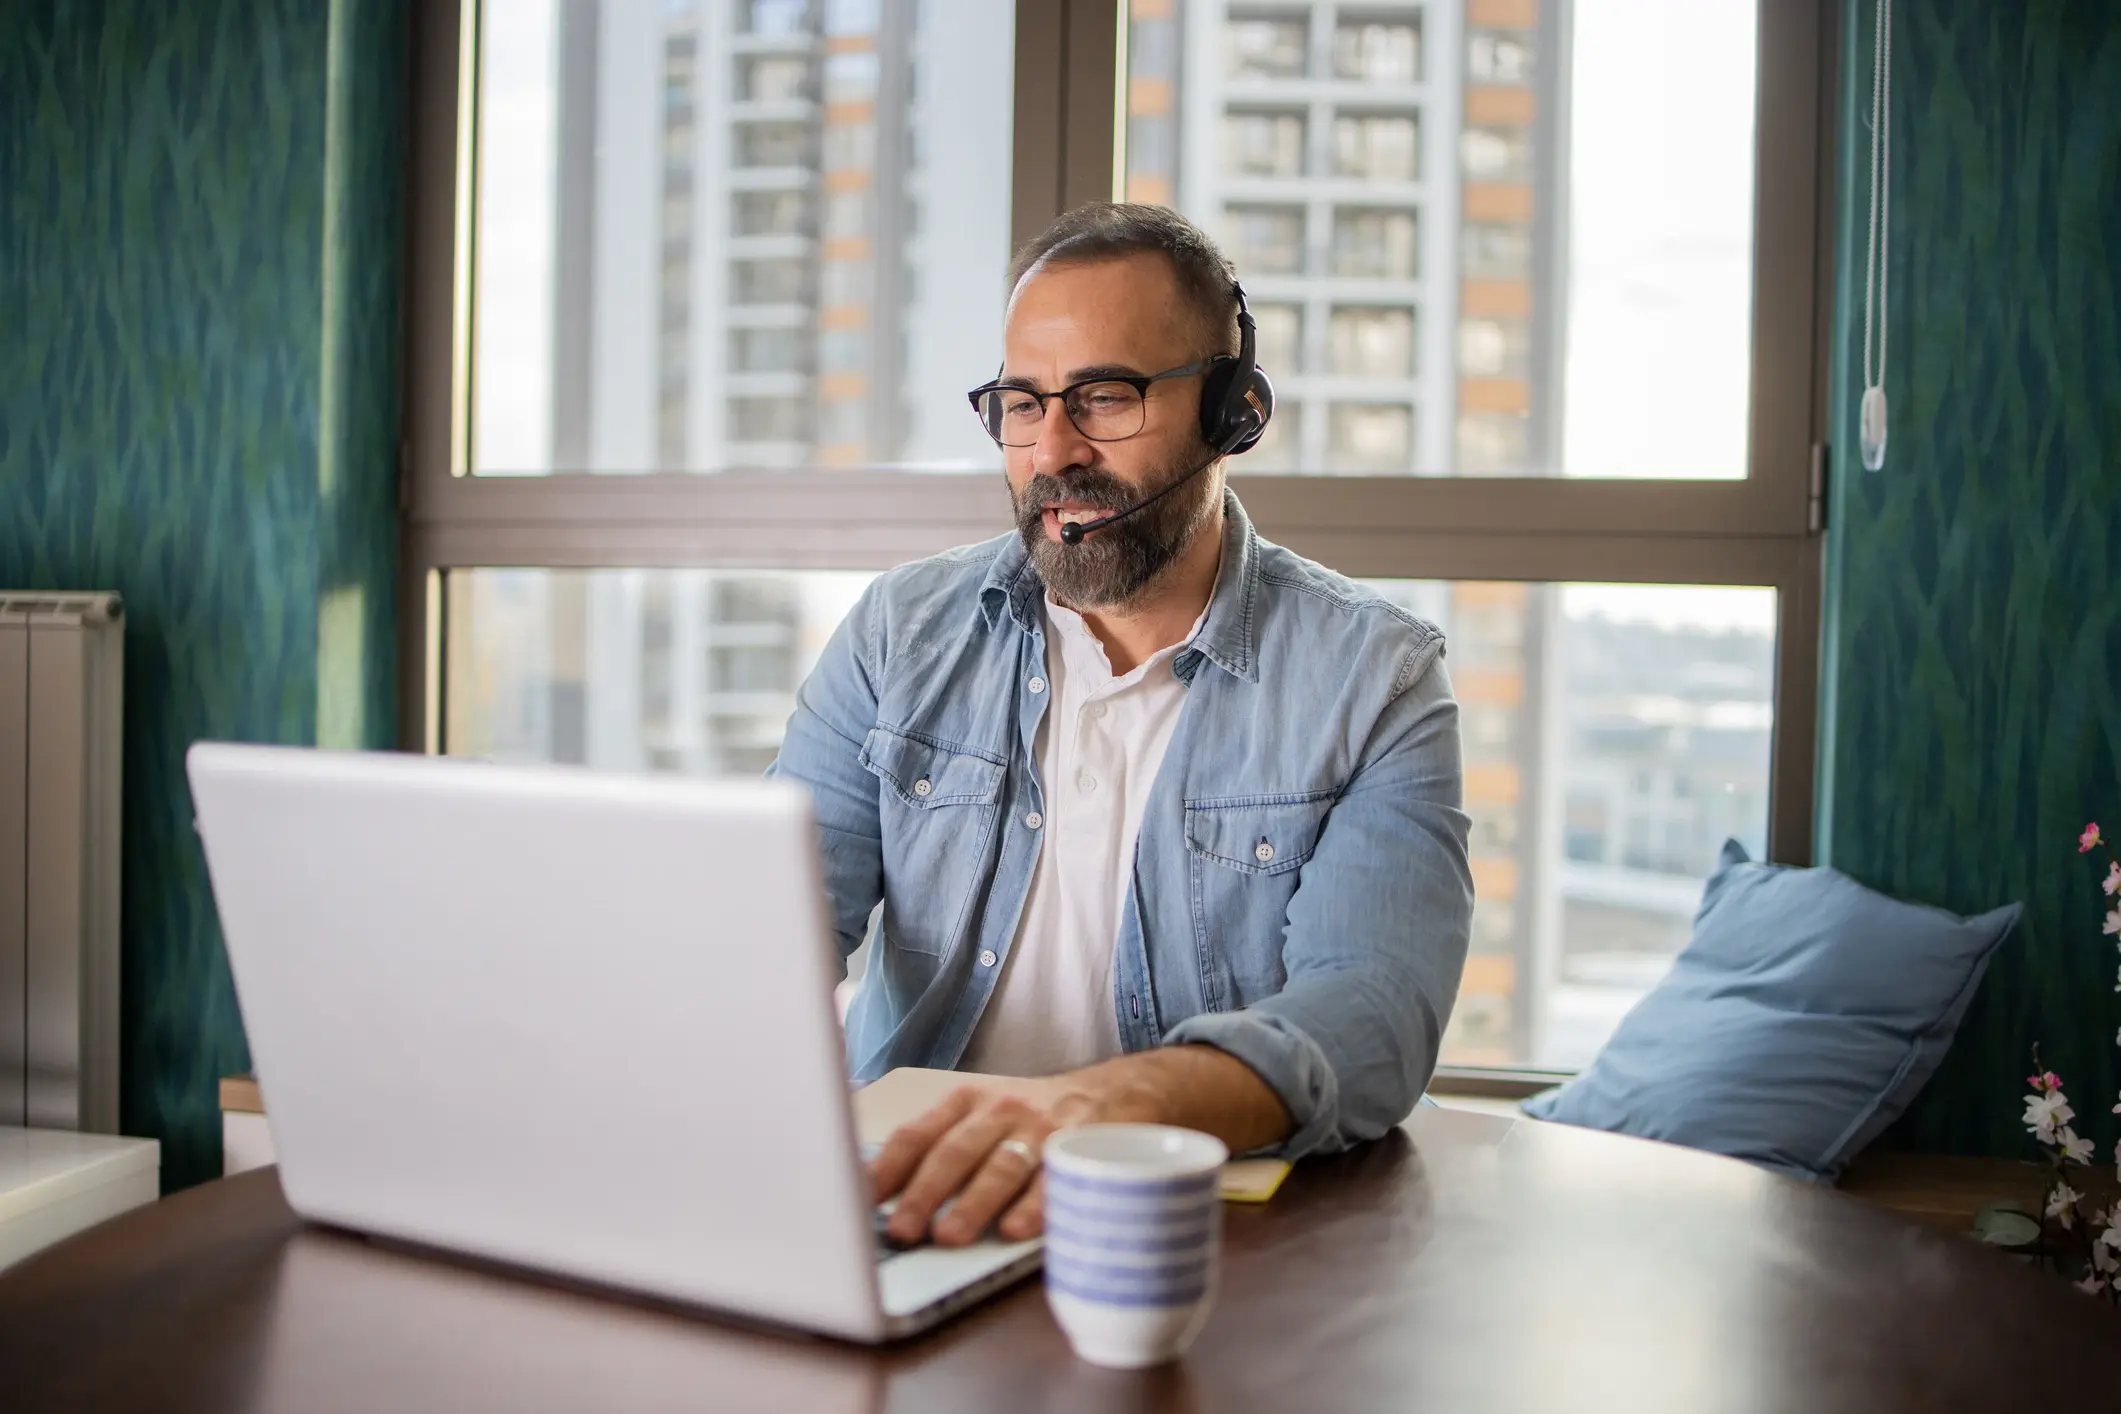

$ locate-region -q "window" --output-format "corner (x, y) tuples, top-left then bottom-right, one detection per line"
(1332, 112), (1420, 183)
(732, 327), (810, 375)
(737, 121), (813, 169)
(1460, 125), (1533, 183)
(1328, 403), (1413, 472)
(1223, 110), (1307, 179)
(733, 190), (812, 237)
(1459, 317), (1529, 379)
(1126, 0), (1770, 481)
(732, 258), (810, 305)
(465, 0), (1012, 474)
(1226, 16), (1308, 80)
(1328, 306), (1416, 379)
(1358, 581), (1776, 1067)
(447, 568), (873, 776)
(1333, 18), (1421, 83)
(1331, 208), (1419, 280)
(414, 0), (1831, 1078)
(1469, 28), (1536, 85)
(1222, 204), (1307, 274)
(741, 56), (812, 102)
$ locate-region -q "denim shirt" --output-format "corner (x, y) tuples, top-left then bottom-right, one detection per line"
(768, 491), (1473, 1157)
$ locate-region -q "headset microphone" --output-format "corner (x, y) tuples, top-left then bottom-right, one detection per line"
(1057, 453), (1219, 545)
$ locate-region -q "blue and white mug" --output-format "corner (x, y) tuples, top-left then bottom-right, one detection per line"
(1041, 1124), (1229, 1368)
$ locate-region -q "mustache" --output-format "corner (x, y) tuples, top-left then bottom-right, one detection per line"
(1013, 470), (1135, 521)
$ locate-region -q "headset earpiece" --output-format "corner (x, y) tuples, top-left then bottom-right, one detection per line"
(1198, 281), (1275, 456)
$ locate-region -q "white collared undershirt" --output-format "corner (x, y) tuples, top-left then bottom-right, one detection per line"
(959, 589), (1211, 1077)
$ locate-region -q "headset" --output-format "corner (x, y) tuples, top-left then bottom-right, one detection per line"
(1057, 280), (1277, 545)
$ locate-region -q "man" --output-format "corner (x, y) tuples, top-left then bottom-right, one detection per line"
(769, 203), (1472, 1249)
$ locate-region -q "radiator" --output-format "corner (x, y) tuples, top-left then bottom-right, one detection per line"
(0, 593), (124, 1132)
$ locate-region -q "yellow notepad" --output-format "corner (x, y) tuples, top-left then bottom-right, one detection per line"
(1217, 1157), (1293, 1203)
(854, 1068), (1293, 1203)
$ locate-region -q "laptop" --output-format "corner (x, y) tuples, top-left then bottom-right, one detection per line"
(186, 743), (1043, 1342)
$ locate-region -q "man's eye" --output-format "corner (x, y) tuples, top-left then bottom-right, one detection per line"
(1081, 390), (1132, 411)
(1001, 395), (1040, 418)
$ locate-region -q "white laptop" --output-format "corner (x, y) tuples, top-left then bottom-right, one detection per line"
(186, 743), (1042, 1342)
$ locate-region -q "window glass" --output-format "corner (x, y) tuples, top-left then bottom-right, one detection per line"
(1332, 112), (1421, 183)
(1125, 0), (1759, 478)
(471, 0), (1014, 474)
(1223, 110), (1308, 179)
(1226, 16), (1309, 79)
(448, 570), (1776, 1068)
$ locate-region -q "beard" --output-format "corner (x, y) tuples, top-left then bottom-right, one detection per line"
(1010, 449), (1221, 610)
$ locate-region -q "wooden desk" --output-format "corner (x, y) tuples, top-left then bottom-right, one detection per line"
(0, 1107), (2113, 1412)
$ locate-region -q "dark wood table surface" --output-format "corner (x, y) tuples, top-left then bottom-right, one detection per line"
(2, 1106), (2115, 1412)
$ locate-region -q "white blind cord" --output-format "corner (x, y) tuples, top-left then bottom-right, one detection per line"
(1860, 0), (1892, 471)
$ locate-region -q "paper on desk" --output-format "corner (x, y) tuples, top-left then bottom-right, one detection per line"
(853, 1067), (1292, 1204)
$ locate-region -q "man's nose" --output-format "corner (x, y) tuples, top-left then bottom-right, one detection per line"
(1029, 396), (1097, 479)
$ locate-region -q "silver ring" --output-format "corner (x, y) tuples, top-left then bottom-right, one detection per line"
(995, 1137), (1039, 1169)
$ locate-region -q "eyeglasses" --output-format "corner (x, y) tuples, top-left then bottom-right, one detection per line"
(966, 359), (1222, 448)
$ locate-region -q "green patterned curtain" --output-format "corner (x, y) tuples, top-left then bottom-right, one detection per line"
(0, 0), (404, 1191)
(1818, 0), (2121, 1158)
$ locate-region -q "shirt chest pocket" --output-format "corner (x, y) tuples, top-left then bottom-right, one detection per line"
(862, 725), (1008, 957)
(1182, 792), (1336, 1004)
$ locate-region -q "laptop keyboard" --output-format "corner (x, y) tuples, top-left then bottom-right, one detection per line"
(874, 1208), (927, 1260)
(862, 1142), (922, 1260)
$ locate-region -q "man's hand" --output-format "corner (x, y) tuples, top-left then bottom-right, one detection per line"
(867, 1046), (1290, 1247)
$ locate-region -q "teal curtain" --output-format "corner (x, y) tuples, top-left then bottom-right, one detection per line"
(1818, 0), (2121, 1158)
(0, 0), (404, 1191)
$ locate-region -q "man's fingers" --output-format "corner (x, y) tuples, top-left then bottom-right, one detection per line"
(868, 1085), (982, 1201)
(887, 1099), (1034, 1244)
(997, 1168), (1045, 1242)
(932, 1128), (1050, 1247)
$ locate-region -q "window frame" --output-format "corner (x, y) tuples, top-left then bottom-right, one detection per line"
(399, 0), (1838, 879)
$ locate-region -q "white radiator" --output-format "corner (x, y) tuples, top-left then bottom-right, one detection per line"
(0, 593), (124, 1132)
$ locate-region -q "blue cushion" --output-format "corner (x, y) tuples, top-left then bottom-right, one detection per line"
(1520, 840), (2020, 1183)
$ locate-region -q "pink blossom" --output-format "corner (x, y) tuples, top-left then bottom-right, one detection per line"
(2082, 823), (2103, 853)
(2075, 1272), (2108, 1297)
(2027, 1071), (2062, 1094)
(2105, 861), (2121, 896)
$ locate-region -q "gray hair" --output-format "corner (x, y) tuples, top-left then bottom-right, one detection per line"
(1008, 202), (1242, 355)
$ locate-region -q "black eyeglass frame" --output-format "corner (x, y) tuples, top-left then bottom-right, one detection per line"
(965, 357), (1228, 447)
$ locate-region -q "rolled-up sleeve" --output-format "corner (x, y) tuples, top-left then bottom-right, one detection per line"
(1163, 648), (1473, 1158)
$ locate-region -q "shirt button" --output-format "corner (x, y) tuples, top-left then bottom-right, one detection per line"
(1079, 774), (1097, 793)
(1024, 811), (1044, 830)
(1086, 702), (1107, 720)
(912, 778), (932, 797)
(979, 949), (999, 968)
(1255, 841), (1275, 863)
(1027, 677), (1046, 694)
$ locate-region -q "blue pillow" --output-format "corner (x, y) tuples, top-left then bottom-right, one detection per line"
(1520, 840), (2020, 1183)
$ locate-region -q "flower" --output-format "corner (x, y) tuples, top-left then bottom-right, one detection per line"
(2105, 906), (2121, 937)
(2025, 1091), (2075, 1140)
(2028, 1071), (2063, 1094)
(2097, 1237), (2121, 1276)
(2076, 1272), (2108, 1296)
(2081, 823), (2102, 853)
(2060, 1127), (2096, 1165)
(2105, 861), (2121, 896)
(2047, 1183), (2084, 1227)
